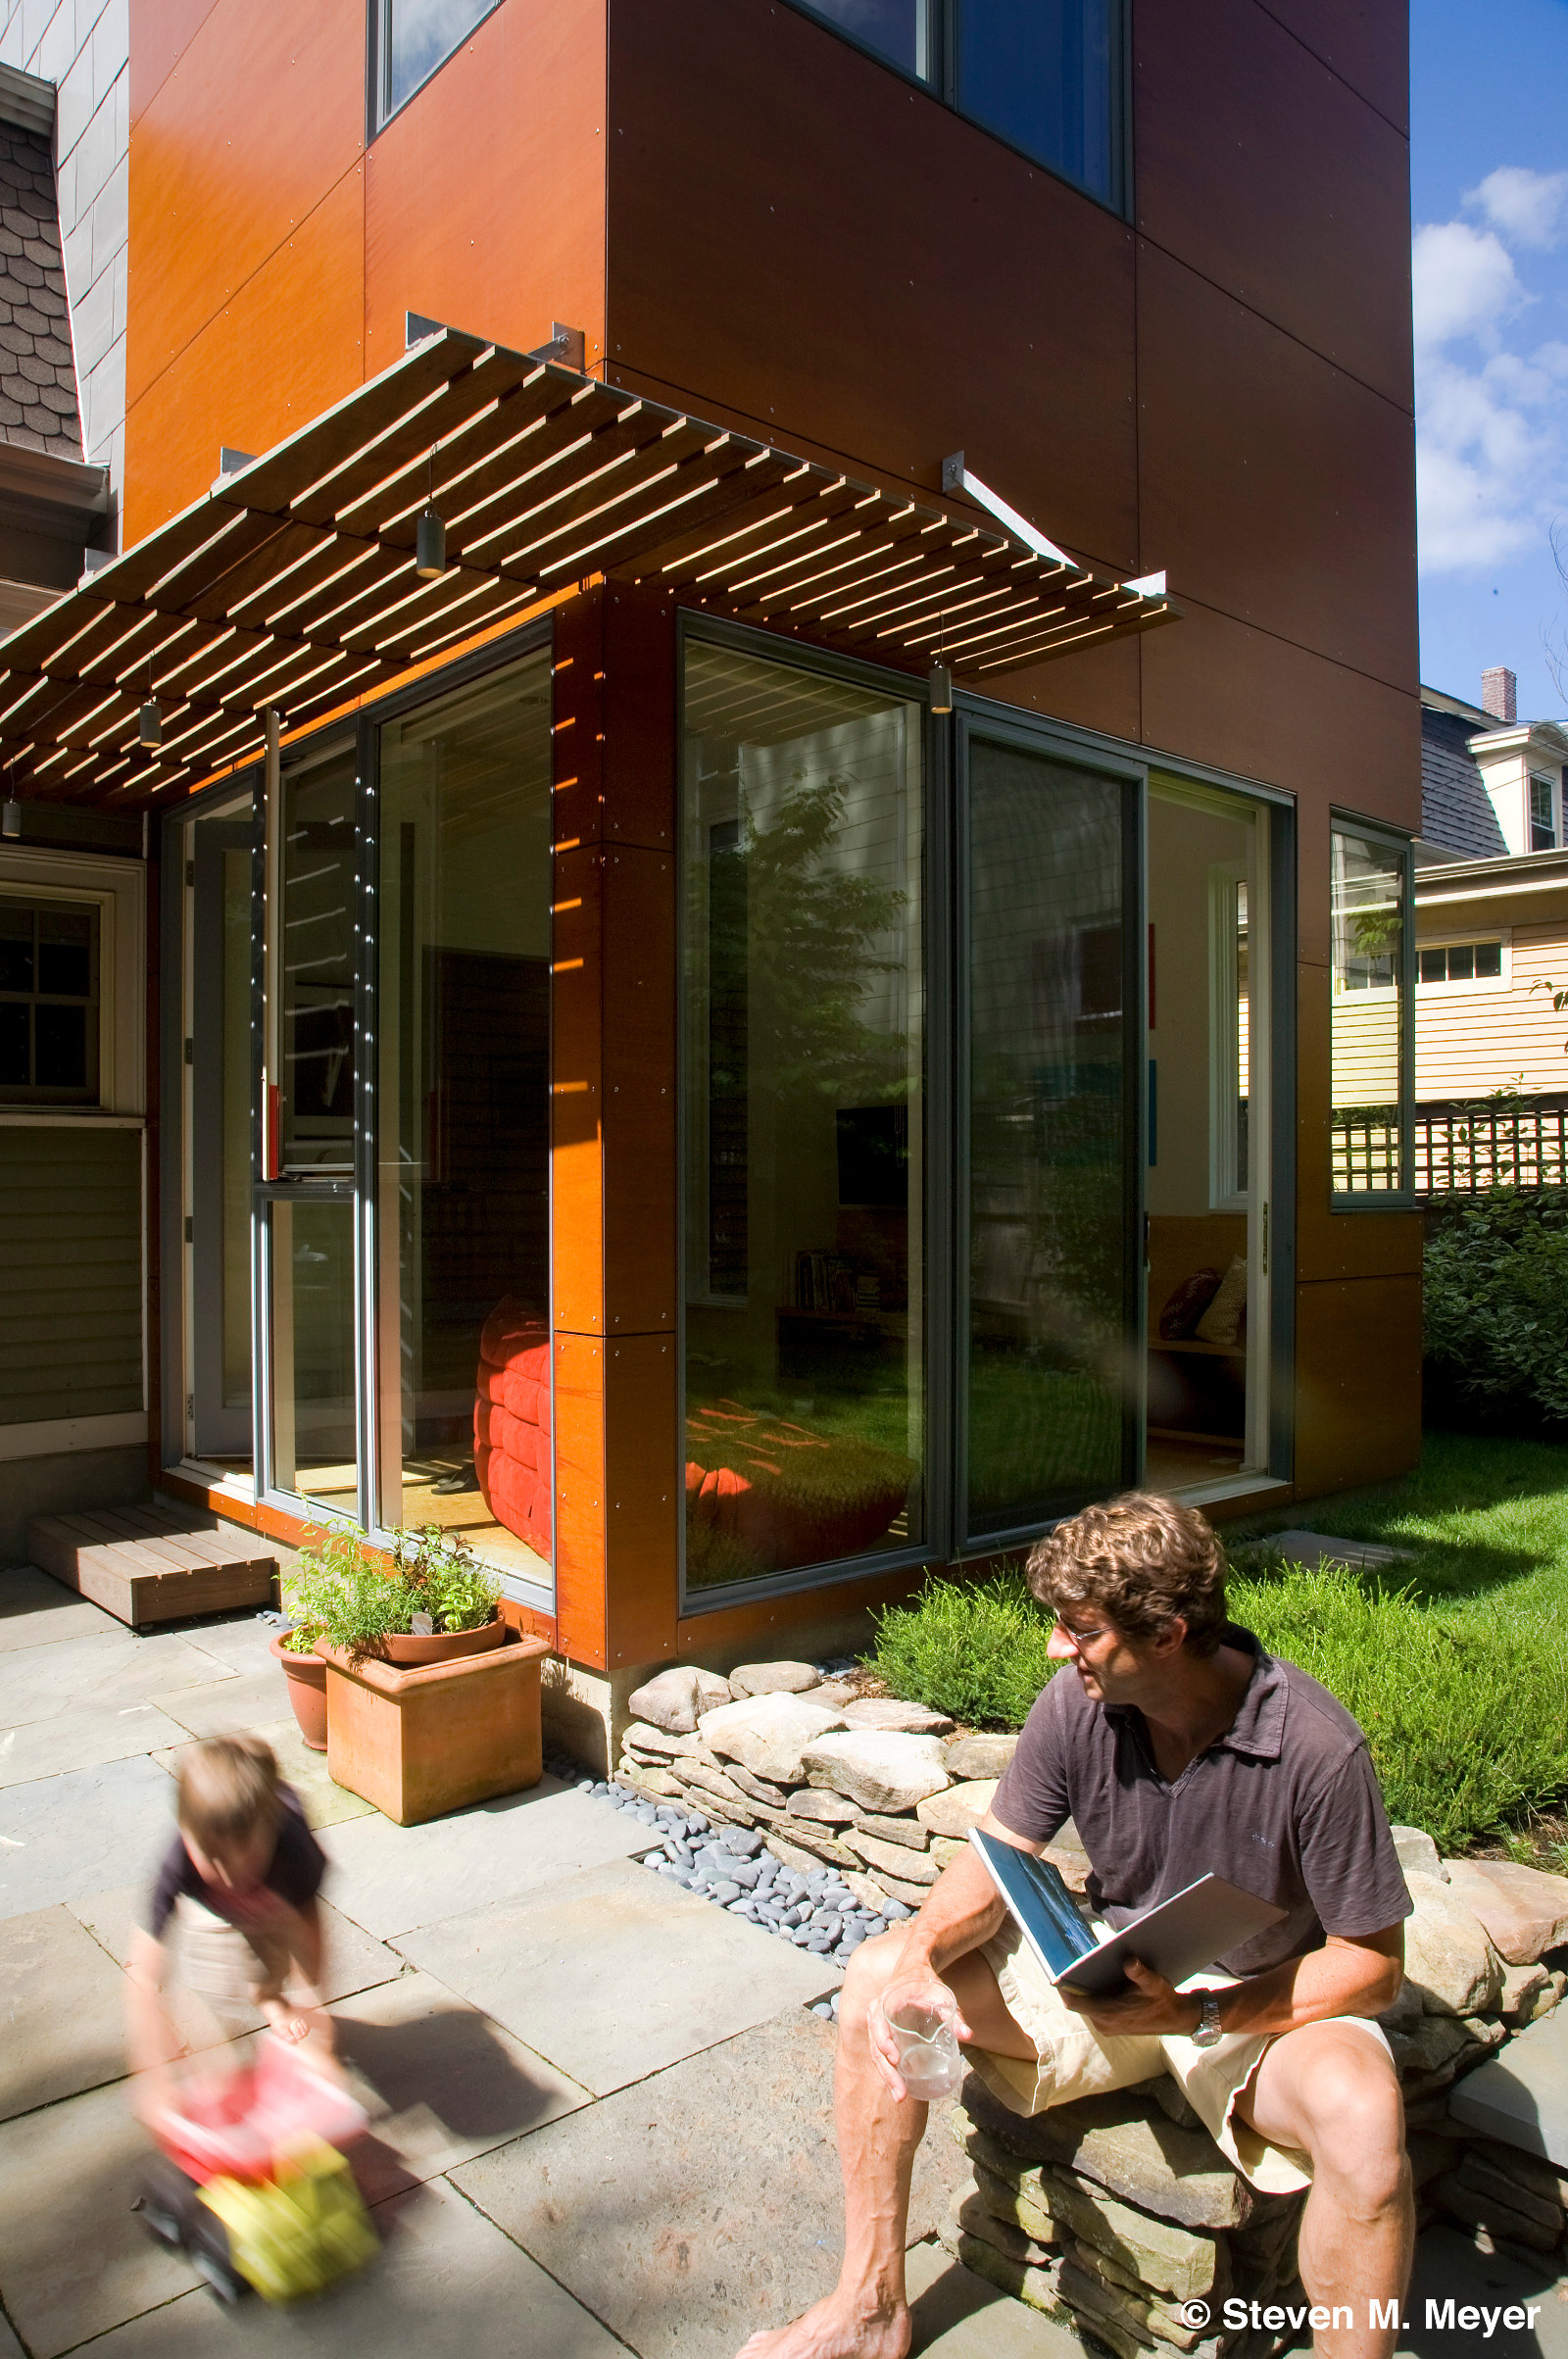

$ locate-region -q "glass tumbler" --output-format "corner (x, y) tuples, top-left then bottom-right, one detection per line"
(873, 1986), (965, 2099)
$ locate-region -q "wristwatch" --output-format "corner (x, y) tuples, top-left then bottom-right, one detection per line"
(1191, 1993), (1225, 2048)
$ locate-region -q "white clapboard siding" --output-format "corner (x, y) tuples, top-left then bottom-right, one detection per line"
(1331, 992), (1400, 1107)
(1415, 923), (1568, 1099)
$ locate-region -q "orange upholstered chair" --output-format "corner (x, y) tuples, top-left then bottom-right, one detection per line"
(473, 1298), (552, 1563)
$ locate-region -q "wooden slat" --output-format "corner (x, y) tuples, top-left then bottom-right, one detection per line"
(26, 1508), (276, 1627)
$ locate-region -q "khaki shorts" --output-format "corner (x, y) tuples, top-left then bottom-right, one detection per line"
(966, 1916), (1394, 2195)
(173, 1897), (292, 2022)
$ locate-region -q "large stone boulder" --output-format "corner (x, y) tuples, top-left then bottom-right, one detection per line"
(917, 1779), (1000, 1839)
(1391, 1824), (1445, 1882)
(627, 1665), (732, 1733)
(1442, 1859), (1568, 1967)
(698, 1692), (849, 1784)
(727, 1660), (821, 1698)
(945, 1732), (1019, 1779)
(848, 1830), (940, 1885)
(801, 1731), (951, 1812)
(840, 1697), (956, 1735)
(1402, 1871), (1505, 2016)
(960, 2075), (1252, 2232)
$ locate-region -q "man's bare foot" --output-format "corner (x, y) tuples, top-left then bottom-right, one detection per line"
(737, 2289), (910, 2359)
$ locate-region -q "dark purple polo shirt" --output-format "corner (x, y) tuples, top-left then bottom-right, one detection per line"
(990, 1624), (1412, 1977)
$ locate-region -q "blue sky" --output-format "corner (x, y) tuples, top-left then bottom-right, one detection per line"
(1412, 0), (1568, 713)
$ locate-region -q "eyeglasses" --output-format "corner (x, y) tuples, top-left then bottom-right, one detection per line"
(1056, 1622), (1109, 1650)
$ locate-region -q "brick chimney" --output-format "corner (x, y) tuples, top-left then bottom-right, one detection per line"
(1481, 665), (1517, 723)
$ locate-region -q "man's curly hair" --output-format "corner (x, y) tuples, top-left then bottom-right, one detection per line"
(1024, 1493), (1229, 1656)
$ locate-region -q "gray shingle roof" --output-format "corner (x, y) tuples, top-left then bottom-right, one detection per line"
(0, 119), (80, 459)
(1421, 706), (1506, 860)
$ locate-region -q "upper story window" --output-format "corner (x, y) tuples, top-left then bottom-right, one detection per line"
(792, 0), (1124, 211)
(1529, 771), (1557, 852)
(0, 897), (101, 1104)
(372, 0), (502, 126)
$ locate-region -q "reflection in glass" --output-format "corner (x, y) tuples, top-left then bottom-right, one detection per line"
(1331, 830), (1408, 1194)
(269, 1198), (356, 1507)
(383, 0), (498, 117)
(682, 643), (924, 1592)
(280, 749), (357, 1174)
(966, 740), (1129, 1537)
(956, 0), (1121, 207)
(377, 656), (553, 1582)
(188, 806), (254, 1465)
(800, 0), (932, 77)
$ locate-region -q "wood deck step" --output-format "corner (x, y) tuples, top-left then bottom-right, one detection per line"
(25, 1506), (277, 1629)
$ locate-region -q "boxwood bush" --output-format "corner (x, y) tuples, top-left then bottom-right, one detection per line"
(1424, 1186), (1568, 1435)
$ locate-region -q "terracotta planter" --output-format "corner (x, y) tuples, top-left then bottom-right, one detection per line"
(317, 1627), (550, 1826)
(377, 1617), (507, 1667)
(270, 1632), (328, 1752)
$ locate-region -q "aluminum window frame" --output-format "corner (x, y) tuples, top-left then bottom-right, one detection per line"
(368, 0), (510, 136)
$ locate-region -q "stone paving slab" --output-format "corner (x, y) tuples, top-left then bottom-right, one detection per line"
(1448, 2007), (1568, 2167)
(0, 1902), (132, 2121)
(905, 2237), (1090, 2355)
(69, 1884), (403, 2053)
(172, 1614), (283, 1673)
(153, 1666), (295, 1741)
(0, 1629), (234, 1731)
(0, 2072), (199, 2356)
(333, 1967), (592, 2201)
(0, 1698), (192, 1789)
(74, 2174), (628, 2358)
(453, 2009), (969, 2359)
(152, 1715), (377, 1829)
(319, 1778), (654, 1940)
(1396, 2222), (1568, 2357)
(0, 2306), (21, 2359)
(0, 1756), (176, 1920)
(402, 1858), (843, 2096)
(0, 1565), (120, 1652)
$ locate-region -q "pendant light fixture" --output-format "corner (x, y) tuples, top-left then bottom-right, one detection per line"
(138, 660), (162, 749)
(1, 762), (19, 839)
(416, 444), (448, 580)
(927, 612), (953, 714)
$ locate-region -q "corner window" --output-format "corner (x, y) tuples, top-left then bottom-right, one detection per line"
(1330, 825), (1413, 1202)
(1530, 772), (1557, 852)
(1417, 940), (1504, 987)
(371, 0), (502, 126)
(0, 897), (100, 1104)
(800, 0), (933, 78)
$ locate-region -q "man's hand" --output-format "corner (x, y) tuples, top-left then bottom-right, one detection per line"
(866, 1961), (973, 2103)
(1060, 1955), (1201, 2038)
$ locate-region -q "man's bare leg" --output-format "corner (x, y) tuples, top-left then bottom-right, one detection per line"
(738, 1933), (1036, 2359)
(1235, 2023), (1412, 2359)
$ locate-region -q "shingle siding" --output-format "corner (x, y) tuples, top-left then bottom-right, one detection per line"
(0, 116), (80, 455)
(1421, 707), (1506, 860)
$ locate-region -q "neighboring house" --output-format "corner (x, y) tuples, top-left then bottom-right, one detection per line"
(1407, 668), (1568, 1187)
(0, 0), (1425, 1743)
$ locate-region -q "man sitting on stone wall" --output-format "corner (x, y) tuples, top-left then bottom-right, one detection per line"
(742, 1493), (1413, 2359)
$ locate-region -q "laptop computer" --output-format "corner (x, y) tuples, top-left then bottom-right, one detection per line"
(970, 1827), (1286, 1999)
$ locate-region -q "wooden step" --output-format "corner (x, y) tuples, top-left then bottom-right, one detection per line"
(25, 1506), (277, 1629)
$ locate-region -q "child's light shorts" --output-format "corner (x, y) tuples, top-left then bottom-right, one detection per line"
(174, 1896), (291, 2021)
(964, 1916), (1394, 2195)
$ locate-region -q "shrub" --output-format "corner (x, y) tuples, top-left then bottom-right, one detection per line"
(1424, 1187), (1568, 1434)
(861, 1568), (1057, 1729)
(1229, 1561), (1568, 1849)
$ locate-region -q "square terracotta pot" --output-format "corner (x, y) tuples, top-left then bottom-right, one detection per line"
(318, 1628), (550, 1826)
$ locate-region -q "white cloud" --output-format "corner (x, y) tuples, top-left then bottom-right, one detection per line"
(1412, 221), (1523, 352)
(1468, 166), (1568, 250)
(1414, 183), (1568, 576)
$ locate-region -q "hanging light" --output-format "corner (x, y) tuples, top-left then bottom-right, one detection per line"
(139, 661), (162, 748)
(928, 612), (953, 713)
(1, 794), (19, 840)
(416, 444), (448, 580)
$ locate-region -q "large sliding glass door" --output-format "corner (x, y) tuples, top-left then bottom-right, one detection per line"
(958, 729), (1142, 1546)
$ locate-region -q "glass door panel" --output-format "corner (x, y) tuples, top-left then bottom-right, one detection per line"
(268, 1195), (358, 1508)
(280, 746), (358, 1175)
(963, 734), (1135, 1540)
(375, 655), (554, 1583)
(189, 809), (254, 1465)
(1145, 781), (1269, 1490)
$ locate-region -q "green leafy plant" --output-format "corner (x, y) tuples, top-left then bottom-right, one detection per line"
(283, 1520), (502, 1663)
(861, 1566), (1057, 1729)
(1424, 1187), (1568, 1433)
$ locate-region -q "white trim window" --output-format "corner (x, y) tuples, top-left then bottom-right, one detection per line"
(1530, 772), (1558, 853)
(1415, 935), (1508, 991)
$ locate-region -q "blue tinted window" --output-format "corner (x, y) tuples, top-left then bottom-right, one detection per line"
(799, 0), (933, 80)
(956, 0), (1121, 206)
(383, 0), (501, 120)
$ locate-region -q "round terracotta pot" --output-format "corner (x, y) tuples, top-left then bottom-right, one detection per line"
(377, 1616), (508, 1667)
(270, 1631), (328, 1751)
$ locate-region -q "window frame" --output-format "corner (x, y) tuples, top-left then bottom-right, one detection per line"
(780, 0), (1132, 219)
(1414, 934), (1509, 993)
(0, 893), (102, 1106)
(1529, 770), (1559, 854)
(1329, 815), (1415, 1211)
(367, 0), (509, 136)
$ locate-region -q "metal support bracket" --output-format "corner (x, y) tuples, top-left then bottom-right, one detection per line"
(942, 450), (1168, 601)
(406, 313), (586, 373)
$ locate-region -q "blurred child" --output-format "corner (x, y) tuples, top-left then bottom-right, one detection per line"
(127, 1735), (334, 2113)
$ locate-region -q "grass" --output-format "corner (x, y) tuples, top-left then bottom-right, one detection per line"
(863, 1431), (1568, 1856)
